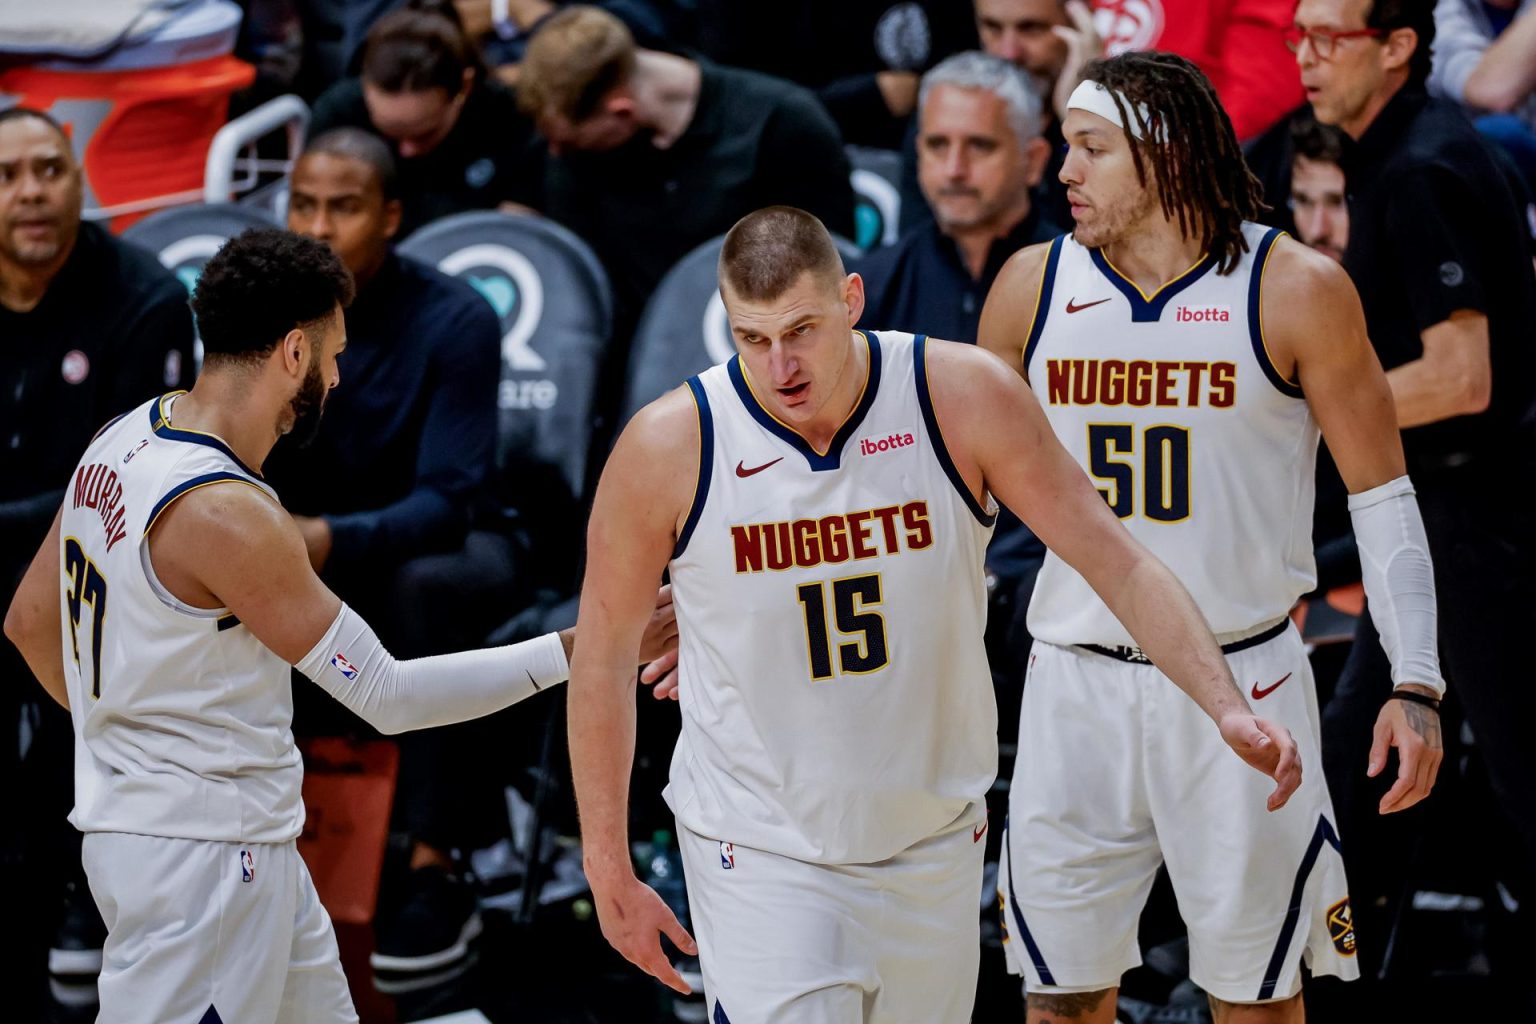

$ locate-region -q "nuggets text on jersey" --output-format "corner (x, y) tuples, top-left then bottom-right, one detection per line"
(730, 501), (933, 574)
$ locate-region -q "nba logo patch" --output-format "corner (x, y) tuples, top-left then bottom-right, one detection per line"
(331, 652), (359, 681)
(719, 841), (735, 869)
(240, 849), (255, 883)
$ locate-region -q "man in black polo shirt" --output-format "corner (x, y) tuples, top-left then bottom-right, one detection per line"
(268, 128), (506, 977)
(1296, 0), (1536, 992)
(308, 5), (543, 237)
(0, 107), (195, 997)
(515, 5), (856, 330)
(857, 51), (1060, 343)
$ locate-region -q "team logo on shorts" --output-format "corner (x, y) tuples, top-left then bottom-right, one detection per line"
(1326, 898), (1356, 956)
(331, 652), (359, 681)
(719, 841), (735, 869)
(240, 849), (255, 883)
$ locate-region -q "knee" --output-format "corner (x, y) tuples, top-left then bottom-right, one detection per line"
(1026, 987), (1116, 1023)
(1208, 991), (1303, 1024)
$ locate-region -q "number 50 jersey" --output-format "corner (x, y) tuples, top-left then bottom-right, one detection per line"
(57, 393), (303, 844)
(665, 331), (997, 866)
(1024, 224), (1321, 648)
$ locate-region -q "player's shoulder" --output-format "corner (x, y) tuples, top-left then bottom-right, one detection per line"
(149, 472), (288, 549)
(1260, 235), (1358, 314)
(996, 238), (1061, 288)
(922, 337), (1023, 406)
(611, 384), (703, 470)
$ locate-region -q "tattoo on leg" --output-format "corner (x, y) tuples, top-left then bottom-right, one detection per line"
(1402, 702), (1442, 750)
(1028, 988), (1111, 1018)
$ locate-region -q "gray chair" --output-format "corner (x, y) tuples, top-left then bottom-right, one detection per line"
(397, 210), (614, 505)
(847, 145), (904, 250)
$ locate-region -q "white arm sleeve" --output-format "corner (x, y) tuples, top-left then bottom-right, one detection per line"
(1348, 475), (1446, 697)
(294, 604), (569, 734)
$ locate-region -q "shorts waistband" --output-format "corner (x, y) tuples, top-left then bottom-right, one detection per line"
(1075, 618), (1289, 665)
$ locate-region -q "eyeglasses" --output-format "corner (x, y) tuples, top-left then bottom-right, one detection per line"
(1284, 25), (1385, 59)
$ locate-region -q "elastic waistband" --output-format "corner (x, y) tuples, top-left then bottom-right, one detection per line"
(1076, 618), (1289, 665)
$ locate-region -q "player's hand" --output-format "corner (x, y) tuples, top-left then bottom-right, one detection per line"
(1051, 0), (1105, 122)
(641, 648), (681, 701)
(638, 585), (679, 665)
(1218, 712), (1302, 811)
(591, 871), (698, 994)
(1369, 687), (1443, 814)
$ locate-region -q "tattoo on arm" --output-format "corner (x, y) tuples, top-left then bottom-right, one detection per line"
(1027, 989), (1111, 1018)
(1402, 701), (1443, 750)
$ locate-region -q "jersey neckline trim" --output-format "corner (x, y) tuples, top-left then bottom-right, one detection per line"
(148, 393), (264, 479)
(1088, 244), (1217, 323)
(726, 331), (883, 472)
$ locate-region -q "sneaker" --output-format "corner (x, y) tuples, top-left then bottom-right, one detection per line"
(370, 867), (483, 974)
(49, 882), (106, 977)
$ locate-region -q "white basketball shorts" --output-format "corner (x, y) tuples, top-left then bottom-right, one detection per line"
(83, 832), (358, 1024)
(677, 805), (987, 1023)
(998, 625), (1360, 1003)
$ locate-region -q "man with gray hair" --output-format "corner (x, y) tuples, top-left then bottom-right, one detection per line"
(857, 51), (1060, 344)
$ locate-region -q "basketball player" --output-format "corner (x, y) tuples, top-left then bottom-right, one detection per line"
(1, 229), (678, 1024)
(568, 205), (1305, 1023)
(979, 54), (1445, 1023)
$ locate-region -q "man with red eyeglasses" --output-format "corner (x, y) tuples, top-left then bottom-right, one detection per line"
(1293, 0), (1536, 1009)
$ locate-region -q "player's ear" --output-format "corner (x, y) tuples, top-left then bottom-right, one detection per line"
(842, 272), (866, 328)
(281, 328), (306, 377)
(1023, 136), (1052, 188)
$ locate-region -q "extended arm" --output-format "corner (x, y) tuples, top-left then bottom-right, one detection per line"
(927, 339), (1301, 808)
(1268, 239), (1445, 812)
(1384, 312), (1492, 427)
(1462, 3), (1536, 113)
(569, 390), (700, 991)
(4, 505), (69, 708)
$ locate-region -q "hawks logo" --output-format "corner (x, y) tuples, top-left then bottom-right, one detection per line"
(1095, 0), (1165, 54)
(1326, 898), (1356, 956)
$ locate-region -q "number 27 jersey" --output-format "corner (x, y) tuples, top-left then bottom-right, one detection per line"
(665, 331), (997, 865)
(1024, 224), (1321, 647)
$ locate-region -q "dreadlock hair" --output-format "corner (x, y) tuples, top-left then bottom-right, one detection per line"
(1080, 52), (1266, 274)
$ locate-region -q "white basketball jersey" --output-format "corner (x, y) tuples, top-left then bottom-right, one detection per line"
(1024, 224), (1319, 646)
(665, 331), (997, 865)
(60, 393), (304, 843)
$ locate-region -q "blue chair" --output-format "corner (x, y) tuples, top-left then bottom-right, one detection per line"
(847, 145), (904, 250)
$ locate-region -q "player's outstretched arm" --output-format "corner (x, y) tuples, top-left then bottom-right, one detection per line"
(4, 505), (70, 709)
(569, 388), (700, 994)
(150, 483), (661, 734)
(926, 340), (1302, 809)
(1268, 239), (1444, 813)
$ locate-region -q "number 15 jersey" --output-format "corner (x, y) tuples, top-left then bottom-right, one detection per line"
(1024, 224), (1321, 648)
(665, 331), (997, 865)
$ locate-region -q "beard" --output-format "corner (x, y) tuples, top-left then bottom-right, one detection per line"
(286, 357), (328, 448)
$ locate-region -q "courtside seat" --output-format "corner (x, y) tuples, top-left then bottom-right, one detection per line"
(398, 210), (613, 591)
(122, 202), (279, 297)
(847, 145), (904, 250)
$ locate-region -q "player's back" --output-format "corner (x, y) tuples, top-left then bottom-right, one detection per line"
(1024, 223), (1320, 647)
(666, 331), (997, 865)
(59, 393), (303, 844)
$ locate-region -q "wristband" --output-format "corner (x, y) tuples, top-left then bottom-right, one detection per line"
(1390, 689), (1441, 712)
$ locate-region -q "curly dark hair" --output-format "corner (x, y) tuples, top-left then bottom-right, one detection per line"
(190, 229), (354, 363)
(1081, 52), (1266, 274)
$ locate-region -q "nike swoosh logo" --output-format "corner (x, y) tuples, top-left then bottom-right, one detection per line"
(1065, 297), (1111, 314)
(973, 822), (988, 843)
(526, 670), (542, 692)
(1251, 672), (1292, 700)
(735, 457), (783, 478)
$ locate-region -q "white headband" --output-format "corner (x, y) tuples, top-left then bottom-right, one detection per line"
(1066, 79), (1160, 141)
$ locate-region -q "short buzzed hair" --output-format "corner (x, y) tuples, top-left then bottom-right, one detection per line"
(719, 207), (845, 303)
(517, 6), (637, 122)
(301, 127), (399, 201)
(0, 107), (70, 145)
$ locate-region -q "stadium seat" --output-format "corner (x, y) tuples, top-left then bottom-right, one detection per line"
(847, 145), (904, 250)
(620, 233), (866, 426)
(121, 202), (280, 297)
(397, 210), (614, 506)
